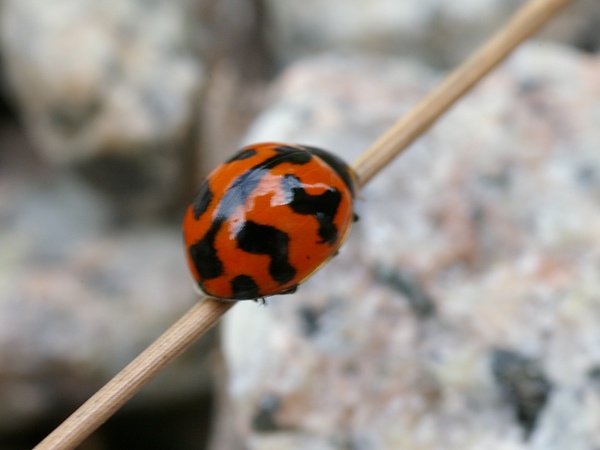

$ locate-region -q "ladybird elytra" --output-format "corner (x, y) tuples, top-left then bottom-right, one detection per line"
(182, 142), (357, 300)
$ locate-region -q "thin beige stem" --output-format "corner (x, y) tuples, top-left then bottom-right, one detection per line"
(351, 0), (573, 184)
(34, 298), (233, 450)
(34, 0), (573, 448)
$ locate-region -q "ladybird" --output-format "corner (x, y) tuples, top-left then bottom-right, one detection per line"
(182, 142), (358, 300)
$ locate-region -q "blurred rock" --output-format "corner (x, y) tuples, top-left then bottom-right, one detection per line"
(265, 0), (599, 68)
(0, 0), (203, 216)
(539, 0), (600, 53)
(2, 0), (597, 220)
(218, 43), (600, 449)
(530, 384), (600, 450)
(0, 146), (210, 434)
(192, 0), (273, 174)
(492, 349), (552, 436)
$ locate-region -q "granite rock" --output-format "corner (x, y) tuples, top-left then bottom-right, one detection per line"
(219, 43), (600, 449)
(192, 0), (273, 174)
(265, 0), (600, 68)
(0, 145), (208, 434)
(0, 0), (203, 216)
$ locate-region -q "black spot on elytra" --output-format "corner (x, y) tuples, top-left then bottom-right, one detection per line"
(188, 220), (224, 280)
(215, 146), (313, 221)
(273, 145), (313, 165)
(301, 145), (357, 197)
(192, 181), (214, 219)
(281, 174), (342, 246)
(226, 148), (257, 162)
(230, 275), (260, 299)
(236, 220), (296, 285)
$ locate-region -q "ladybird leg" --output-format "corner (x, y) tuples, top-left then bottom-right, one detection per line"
(279, 285), (298, 295)
(254, 297), (268, 306)
(353, 213), (359, 222)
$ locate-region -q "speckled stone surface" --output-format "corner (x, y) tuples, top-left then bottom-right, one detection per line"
(265, 0), (600, 67)
(220, 43), (600, 449)
(0, 0), (203, 216)
(0, 1), (598, 447)
(0, 146), (211, 433)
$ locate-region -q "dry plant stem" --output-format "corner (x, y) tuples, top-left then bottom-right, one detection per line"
(35, 0), (573, 449)
(351, 0), (573, 183)
(34, 298), (233, 450)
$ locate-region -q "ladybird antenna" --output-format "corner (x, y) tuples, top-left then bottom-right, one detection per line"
(35, 0), (573, 448)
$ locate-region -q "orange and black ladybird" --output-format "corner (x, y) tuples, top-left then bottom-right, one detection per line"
(182, 142), (358, 300)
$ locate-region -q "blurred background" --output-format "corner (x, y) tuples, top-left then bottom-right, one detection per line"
(0, 0), (599, 449)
